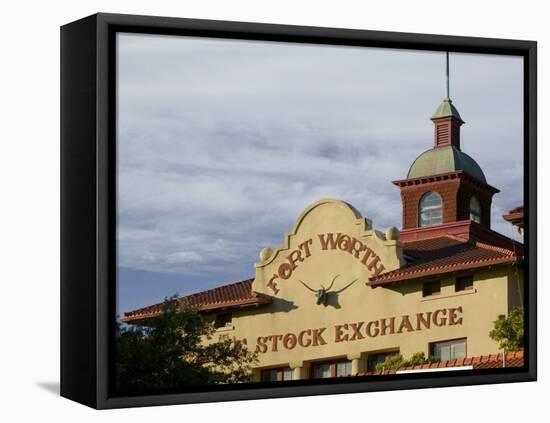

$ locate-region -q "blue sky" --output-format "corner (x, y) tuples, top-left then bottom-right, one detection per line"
(116, 33), (523, 317)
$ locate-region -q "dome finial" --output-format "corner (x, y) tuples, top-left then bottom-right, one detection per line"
(431, 52), (464, 149)
(445, 51), (450, 101)
(431, 51), (463, 123)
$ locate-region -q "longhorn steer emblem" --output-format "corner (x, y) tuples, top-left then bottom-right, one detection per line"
(299, 275), (357, 306)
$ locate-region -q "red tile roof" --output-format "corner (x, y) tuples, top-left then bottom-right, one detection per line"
(368, 235), (522, 286)
(122, 278), (271, 323)
(503, 205), (524, 225)
(355, 351), (524, 376)
(123, 228), (523, 319)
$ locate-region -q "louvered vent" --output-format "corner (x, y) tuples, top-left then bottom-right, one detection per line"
(436, 123), (450, 146)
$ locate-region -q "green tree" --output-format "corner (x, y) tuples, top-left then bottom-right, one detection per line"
(375, 352), (438, 371)
(489, 306), (524, 352)
(115, 295), (257, 393)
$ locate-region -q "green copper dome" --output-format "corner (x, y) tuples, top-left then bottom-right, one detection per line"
(407, 146), (486, 182)
(431, 98), (464, 122)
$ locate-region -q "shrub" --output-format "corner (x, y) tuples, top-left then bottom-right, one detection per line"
(375, 351), (438, 371)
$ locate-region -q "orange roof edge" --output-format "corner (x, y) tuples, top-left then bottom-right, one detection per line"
(355, 351), (524, 376)
(122, 278), (272, 323)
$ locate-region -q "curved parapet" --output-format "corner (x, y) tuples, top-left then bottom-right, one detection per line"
(252, 199), (405, 297)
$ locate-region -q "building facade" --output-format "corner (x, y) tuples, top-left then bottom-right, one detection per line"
(123, 93), (524, 381)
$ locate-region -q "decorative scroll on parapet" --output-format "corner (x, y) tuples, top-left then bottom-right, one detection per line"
(252, 199), (405, 297)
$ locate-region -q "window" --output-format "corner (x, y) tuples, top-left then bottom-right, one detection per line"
(312, 363), (332, 379)
(470, 196), (482, 224)
(311, 360), (353, 379)
(422, 280), (441, 297)
(367, 351), (399, 372)
(419, 191), (443, 227)
(336, 361), (352, 377)
(430, 338), (467, 361)
(455, 275), (474, 292)
(214, 312), (232, 329)
(261, 367), (293, 381)
(282, 367), (293, 381)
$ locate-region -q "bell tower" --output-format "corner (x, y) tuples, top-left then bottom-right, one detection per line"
(393, 52), (499, 234)
(431, 54), (464, 149)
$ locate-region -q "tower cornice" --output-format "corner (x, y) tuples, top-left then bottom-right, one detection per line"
(392, 170), (500, 194)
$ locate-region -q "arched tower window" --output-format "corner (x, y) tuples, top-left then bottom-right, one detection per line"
(470, 196), (482, 224)
(419, 191), (443, 227)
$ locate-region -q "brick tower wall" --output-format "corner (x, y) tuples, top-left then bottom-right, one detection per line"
(400, 178), (461, 230)
(399, 176), (495, 230)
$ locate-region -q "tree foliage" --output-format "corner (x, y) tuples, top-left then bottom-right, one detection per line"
(375, 352), (438, 371)
(115, 295), (257, 393)
(489, 306), (524, 352)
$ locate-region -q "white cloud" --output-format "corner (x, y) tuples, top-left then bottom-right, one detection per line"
(116, 33), (524, 282)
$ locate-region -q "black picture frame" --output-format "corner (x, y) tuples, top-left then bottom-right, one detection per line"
(60, 12), (537, 409)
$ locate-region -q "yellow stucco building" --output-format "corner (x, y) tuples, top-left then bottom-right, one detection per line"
(123, 92), (524, 381)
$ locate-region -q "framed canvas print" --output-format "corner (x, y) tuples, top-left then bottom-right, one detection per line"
(60, 13), (537, 409)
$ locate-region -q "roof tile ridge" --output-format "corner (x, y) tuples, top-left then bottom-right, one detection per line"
(370, 254), (518, 283)
(126, 296), (177, 316)
(402, 233), (463, 246)
(186, 277), (254, 298)
(371, 267), (400, 279)
(473, 239), (516, 256)
(444, 233), (469, 243)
